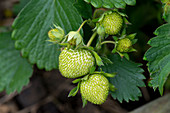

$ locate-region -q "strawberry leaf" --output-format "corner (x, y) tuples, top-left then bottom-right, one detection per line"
(13, 0), (30, 15)
(0, 32), (33, 94)
(74, 0), (92, 19)
(101, 54), (145, 102)
(83, 0), (136, 9)
(12, 0), (83, 71)
(144, 23), (170, 95)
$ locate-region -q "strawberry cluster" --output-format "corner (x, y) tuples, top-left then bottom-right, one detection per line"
(48, 10), (136, 106)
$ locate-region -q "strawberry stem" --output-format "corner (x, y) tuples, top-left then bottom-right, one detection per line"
(77, 20), (88, 32)
(101, 41), (115, 45)
(87, 32), (97, 47)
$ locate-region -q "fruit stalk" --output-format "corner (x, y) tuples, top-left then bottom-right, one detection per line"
(77, 20), (88, 32)
(87, 32), (97, 47)
(101, 41), (115, 45)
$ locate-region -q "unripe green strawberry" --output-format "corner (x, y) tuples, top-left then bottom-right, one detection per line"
(97, 25), (105, 37)
(116, 38), (132, 52)
(59, 48), (95, 78)
(80, 74), (109, 104)
(101, 12), (123, 35)
(48, 26), (65, 42)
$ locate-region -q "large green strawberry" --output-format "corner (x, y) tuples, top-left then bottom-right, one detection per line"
(101, 12), (123, 35)
(80, 74), (109, 104)
(59, 48), (95, 78)
(116, 38), (132, 52)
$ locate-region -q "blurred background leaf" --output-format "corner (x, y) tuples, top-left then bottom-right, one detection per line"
(0, 32), (33, 94)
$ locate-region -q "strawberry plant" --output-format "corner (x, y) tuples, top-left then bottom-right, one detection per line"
(0, 0), (169, 109)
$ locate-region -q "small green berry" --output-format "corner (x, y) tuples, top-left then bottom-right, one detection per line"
(59, 48), (95, 78)
(102, 12), (123, 35)
(97, 25), (105, 37)
(80, 74), (109, 104)
(116, 38), (132, 52)
(48, 26), (65, 42)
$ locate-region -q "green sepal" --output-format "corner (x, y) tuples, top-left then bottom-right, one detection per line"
(123, 17), (131, 25)
(117, 51), (124, 58)
(72, 78), (82, 84)
(92, 18), (100, 23)
(114, 9), (127, 17)
(81, 74), (90, 81)
(118, 35), (126, 39)
(94, 71), (116, 78)
(89, 66), (96, 74)
(82, 96), (88, 108)
(103, 72), (116, 78)
(109, 83), (117, 92)
(131, 39), (138, 45)
(112, 47), (117, 53)
(113, 36), (119, 41)
(101, 57), (113, 64)
(126, 33), (137, 40)
(121, 25), (127, 36)
(122, 53), (130, 60)
(95, 36), (102, 50)
(91, 50), (104, 66)
(97, 11), (107, 23)
(68, 82), (80, 97)
(128, 48), (137, 52)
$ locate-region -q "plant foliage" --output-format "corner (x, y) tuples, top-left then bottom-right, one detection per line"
(0, 32), (33, 94)
(101, 54), (145, 102)
(12, 0), (83, 70)
(83, 0), (136, 9)
(144, 1), (170, 95)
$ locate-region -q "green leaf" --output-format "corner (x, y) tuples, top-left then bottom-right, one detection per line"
(83, 0), (136, 9)
(101, 54), (145, 102)
(12, 0), (83, 71)
(68, 83), (80, 97)
(0, 32), (33, 94)
(123, 0), (136, 6)
(13, 0), (31, 15)
(144, 23), (170, 95)
(74, 0), (92, 19)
